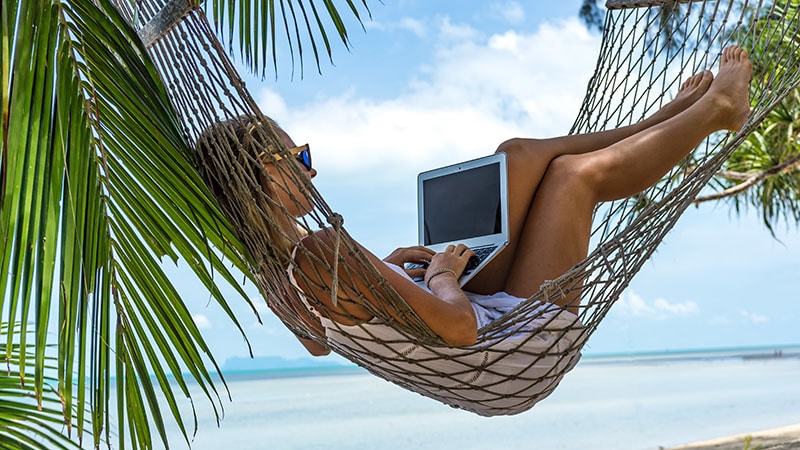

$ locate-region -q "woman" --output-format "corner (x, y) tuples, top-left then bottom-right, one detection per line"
(197, 46), (752, 415)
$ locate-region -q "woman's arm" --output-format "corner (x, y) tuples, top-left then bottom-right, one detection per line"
(374, 246), (478, 346)
(295, 229), (478, 346)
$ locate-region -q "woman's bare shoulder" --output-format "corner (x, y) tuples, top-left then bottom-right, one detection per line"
(293, 229), (374, 325)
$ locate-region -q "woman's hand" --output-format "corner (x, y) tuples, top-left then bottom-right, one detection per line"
(383, 246), (435, 279)
(420, 243), (478, 345)
(385, 244), (478, 346)
(424, 244), (475, 288)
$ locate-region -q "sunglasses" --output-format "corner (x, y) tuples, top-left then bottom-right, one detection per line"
(269, 144), (312, 171)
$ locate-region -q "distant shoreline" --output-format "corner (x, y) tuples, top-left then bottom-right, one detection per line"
(579, 344), (800, 366)
(221, 365), (366, 381)
(214, 344), (800, 382)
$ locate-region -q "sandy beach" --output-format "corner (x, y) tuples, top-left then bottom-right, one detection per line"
(666, 424), (800, 450)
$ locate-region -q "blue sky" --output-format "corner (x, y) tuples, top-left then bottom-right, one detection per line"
(177, 0), (799, 365)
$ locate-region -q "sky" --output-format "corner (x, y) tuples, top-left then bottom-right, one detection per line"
(175, 0), (800, 366)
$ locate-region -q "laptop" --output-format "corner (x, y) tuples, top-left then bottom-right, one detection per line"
(412, 153), (509, 287)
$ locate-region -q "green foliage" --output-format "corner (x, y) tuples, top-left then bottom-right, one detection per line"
(742, 435), (764, 450)
(206, 0), (372, 78)
(580, 0), (605, 32)
(723, 91), (800, 234)
(582, 0), (800, 231)
(715, 0), (800, 233)
(2, 0), (371, 448)
(579, 0), (705, 55)
(0, 324), (80, 450)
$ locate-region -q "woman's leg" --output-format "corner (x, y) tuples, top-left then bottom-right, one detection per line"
(525, 70), (715, 156)
(465, 70), (713, 294)
(471, 46), (752, 311)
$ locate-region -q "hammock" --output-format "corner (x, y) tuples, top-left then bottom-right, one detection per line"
(114, 0), (800, 416)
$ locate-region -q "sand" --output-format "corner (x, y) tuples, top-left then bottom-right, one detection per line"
(666, 424), (800, 450)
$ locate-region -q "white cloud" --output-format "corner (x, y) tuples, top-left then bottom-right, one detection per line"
(614, 291), (699, 319)
(489, 31), (524, 54)
(709, 310), (769, 326)
(490, 1), (526, 24)
(256, 89), (289, 122)
(739, 310), (769, 324)
(193, 314), (212, 329)
(250, 16), (603, 255)
(438, 16), (482, 42)
(251, 296), (270, 314)
(260, 17), (601, 184)
(652, 298), (699, 315)
(398, 17), (427, 38)
(365, 17), (427, 38)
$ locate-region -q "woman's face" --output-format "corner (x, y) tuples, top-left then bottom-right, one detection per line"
(263, 128), (318, 218)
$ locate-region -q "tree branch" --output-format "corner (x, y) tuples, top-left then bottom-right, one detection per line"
(694, 154), (800, 204)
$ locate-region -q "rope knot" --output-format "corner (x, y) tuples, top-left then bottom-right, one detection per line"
(540, 280), (566, 303)
(327, 212), (344, 229)
(328, 212), (345, 307)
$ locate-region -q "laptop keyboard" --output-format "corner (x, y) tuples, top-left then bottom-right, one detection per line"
(406, 245), (496, 272)
(464, 245), (496, 273)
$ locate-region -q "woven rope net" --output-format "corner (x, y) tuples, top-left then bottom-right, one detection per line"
(113, 0), (800, 416)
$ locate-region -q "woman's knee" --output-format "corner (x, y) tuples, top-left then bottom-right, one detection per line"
(543, 154), (600, 196)
(495, 137), (545, 156)
(496, 138), (559, 169)
(496, 138), (525, 154)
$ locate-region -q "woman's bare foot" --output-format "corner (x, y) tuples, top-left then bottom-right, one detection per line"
(648, 70), (714, 124)
(705, 45), (753, 131)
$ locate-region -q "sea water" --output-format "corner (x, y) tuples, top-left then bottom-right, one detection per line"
(153, 348), (800, 450)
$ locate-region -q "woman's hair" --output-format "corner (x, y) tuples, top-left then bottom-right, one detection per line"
(194, 114), (296, 267)
(195, 115), (277, 203)
(195, 115), (330, 342)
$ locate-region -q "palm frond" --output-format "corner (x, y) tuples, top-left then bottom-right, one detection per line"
(207, 0), (373, 78)
(0, 323), (81, 450)
(4, 0), (269, 448)
(711, 91), (800, 234)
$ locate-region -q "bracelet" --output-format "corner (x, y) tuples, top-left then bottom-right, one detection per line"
(425, 268), (458, 289)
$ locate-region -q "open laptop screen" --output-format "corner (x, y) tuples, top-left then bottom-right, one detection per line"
(422, 162), (502, 246)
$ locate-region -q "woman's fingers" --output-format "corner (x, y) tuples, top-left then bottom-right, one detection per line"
(445, 244), (474, 258)
(390, 244), (475, 279)
(384, 246), (435, 265)
(406, 267), (428, 279)
(408, 246), (436, 258)
(429, 243), (475, 276)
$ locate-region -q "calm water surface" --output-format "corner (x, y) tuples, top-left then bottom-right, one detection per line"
(149, 350), (800, 450)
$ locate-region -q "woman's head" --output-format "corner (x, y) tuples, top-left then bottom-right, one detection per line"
(196, 114), (316, 217)
(194, 114), (317, 262)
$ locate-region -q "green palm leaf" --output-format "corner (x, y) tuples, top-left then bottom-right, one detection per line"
(4, 0), (374, 447)
(207, 0), (371, 77)
(0, 323), (81, 450)
(0, 0), (327, 448)
(724, 93), (800, 233)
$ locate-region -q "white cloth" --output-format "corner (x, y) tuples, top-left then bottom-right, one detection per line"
(389, 262), (544, 329)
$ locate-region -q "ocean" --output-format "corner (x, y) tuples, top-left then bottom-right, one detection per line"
(157, 346), (800, 450)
